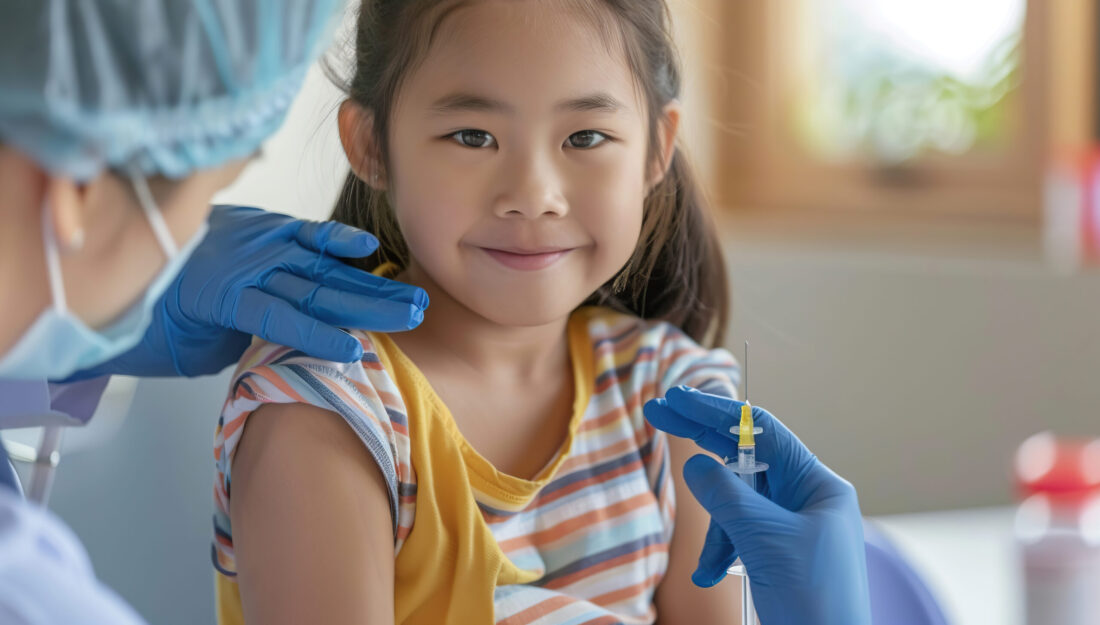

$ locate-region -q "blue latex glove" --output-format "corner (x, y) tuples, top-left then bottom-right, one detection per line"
(643, 386), (871, 625)
(64, 205), (428, 380)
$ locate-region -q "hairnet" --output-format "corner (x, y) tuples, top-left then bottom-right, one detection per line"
(0, 0), (345, 180)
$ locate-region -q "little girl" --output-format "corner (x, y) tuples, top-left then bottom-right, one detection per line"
(211, 1), (742, 623)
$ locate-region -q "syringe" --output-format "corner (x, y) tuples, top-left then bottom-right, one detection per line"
(725, 341), (766, 625)
(725, 341), (766, 490)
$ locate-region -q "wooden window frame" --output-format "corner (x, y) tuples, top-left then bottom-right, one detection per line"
(693, 0), (1092, 222)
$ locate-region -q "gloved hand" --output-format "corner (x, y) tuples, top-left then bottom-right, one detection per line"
(643, 386), (871, 625)
(63, 205), (428, 380)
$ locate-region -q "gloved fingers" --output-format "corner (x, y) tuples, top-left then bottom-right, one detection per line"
(682, 454), (786, 531)
(666, 387), (819, 486)
(261, 272), (425, 332)
(643, 398), (738, 460)
(314, 260), (430, 309)
(235, 288), (364, 362)
(692, 518), (739, 588)
(295, 220), (380, 258)
(280, 252), (430, 310)
(662, 386), (747, 434)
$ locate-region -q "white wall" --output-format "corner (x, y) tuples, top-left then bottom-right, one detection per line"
(213, 64), (348, 220)
(723, 220), (1100, 515)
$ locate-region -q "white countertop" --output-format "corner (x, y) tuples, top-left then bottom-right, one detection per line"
(873, 507), (1023, 625)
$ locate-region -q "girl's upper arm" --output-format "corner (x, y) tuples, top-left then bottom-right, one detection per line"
(654, 433), (743, 625)
(228, 402), (395, 625)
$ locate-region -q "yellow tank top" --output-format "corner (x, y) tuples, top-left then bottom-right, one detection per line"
(215, 275), (594, 623)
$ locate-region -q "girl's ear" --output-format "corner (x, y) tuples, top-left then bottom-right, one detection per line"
(647, 99), (682, 192)
(338, 99), (387, 190)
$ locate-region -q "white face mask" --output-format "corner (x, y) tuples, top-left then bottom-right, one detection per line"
(0, 171), (208, 381)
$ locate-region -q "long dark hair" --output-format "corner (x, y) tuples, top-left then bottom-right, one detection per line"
(329, 0), (729, 347)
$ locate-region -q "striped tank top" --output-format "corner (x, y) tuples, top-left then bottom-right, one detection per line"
(212, 305), (739, 624)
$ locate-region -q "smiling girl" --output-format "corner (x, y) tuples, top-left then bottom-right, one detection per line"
(211, 1), (742, 623)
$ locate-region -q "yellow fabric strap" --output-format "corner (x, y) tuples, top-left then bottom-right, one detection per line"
(372, 309), (594, 623)
(215, 574), (244, 625)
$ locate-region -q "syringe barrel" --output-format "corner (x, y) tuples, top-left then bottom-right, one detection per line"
(737, 446), (756, 491)
(737, 446), (755, 472)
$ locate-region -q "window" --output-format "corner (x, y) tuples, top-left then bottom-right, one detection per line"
(702, 0), (1083, 219)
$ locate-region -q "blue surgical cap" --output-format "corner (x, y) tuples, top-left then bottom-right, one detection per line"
(0, 0), (345, 180)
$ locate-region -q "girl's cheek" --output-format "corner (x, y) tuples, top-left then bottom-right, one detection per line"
(583, 189), (643, 258)
(586, 165), (646, 221)
(395, 209), (448, 274)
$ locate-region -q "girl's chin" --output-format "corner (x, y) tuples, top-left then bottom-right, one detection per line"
(463, 289), (588, 327)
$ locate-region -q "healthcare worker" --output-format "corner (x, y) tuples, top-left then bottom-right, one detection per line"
(0, 2), (426, 623)
(0, 2), (870, 625)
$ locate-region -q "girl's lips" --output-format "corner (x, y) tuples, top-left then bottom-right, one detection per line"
(481, 247), (572, 271)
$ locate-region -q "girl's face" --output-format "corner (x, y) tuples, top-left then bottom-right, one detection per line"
(380, 0), (675, 327)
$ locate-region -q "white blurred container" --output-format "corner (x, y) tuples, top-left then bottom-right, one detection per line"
(1014, 432), (1100, 625)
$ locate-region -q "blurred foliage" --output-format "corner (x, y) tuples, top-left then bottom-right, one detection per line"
(793, 29), (1023, 165)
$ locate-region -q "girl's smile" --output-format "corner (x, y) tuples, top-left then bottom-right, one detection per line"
(478, 246), (576, 271)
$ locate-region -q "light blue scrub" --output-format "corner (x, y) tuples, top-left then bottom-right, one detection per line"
(0, 379), (108, 429)
(0, 379), (147, 624)
(0, 379), (108, 494)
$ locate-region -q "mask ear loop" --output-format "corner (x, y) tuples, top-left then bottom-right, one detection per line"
(127, 165), (179, 259)
(41, 200), (68, 316)
(30, 203), (71, 505)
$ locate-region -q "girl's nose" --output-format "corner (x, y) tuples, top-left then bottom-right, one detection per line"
(492, 152), (569, 219)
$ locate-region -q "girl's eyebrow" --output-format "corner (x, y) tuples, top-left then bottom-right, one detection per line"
(428, 91), (626, 116)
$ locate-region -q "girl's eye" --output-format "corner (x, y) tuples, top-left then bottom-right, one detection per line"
(566, 130), (609, 149)
(446, 129), (609, 149)
(449, 129), (496, 149)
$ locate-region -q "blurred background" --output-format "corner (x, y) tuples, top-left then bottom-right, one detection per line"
(5, 1), (1100, 624)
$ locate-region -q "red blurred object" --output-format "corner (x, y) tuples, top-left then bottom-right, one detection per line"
(1015, 431), (1100, 499)
(1014, 432), (1100, 625)
(1044, 147), (1100, 270)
